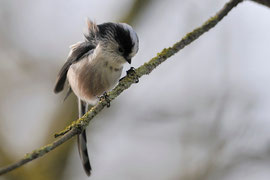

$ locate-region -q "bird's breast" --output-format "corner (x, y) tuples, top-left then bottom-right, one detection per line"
(67, 57), (123, 104)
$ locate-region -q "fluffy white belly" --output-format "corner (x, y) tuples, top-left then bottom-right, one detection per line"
(67, 57), (123, 104)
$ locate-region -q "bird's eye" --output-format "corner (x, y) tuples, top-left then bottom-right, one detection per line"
(118, 47), (124, 54)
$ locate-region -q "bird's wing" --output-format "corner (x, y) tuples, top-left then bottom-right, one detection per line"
(54, 41), (95, 93)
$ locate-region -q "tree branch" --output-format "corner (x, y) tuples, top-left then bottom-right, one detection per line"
(120, 0), (153, 24)
(251, 0), (270, 8)
(0, 0), (243, 176)
(0, 128), (79, 176)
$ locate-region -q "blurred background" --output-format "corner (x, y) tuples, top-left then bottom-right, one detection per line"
(1, 0), (270, 179)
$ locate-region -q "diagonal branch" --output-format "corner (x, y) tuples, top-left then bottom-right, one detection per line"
(251, 0), (270, 8)
(0, 0), (243, 176)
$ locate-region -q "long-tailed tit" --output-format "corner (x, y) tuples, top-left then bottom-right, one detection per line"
(53, 19), (139, 176)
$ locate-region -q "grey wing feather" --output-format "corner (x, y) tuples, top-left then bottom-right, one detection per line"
(54, 41), (95, 93)
(63, 86), (73, 102)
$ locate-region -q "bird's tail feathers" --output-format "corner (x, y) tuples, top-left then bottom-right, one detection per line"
(77, 99), (91, 176)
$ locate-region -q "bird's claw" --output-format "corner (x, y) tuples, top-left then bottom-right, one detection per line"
(126, 67), (139, 83)
(99, 92), (110, 107)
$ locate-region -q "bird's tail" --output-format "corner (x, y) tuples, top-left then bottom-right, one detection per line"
(77, 99), (91, 176)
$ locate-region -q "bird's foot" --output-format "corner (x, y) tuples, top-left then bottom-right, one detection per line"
(98, 92), (110, 107)
(119, 67), (139, 83)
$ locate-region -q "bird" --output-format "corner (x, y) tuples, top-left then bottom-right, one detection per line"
(53, 18), (139, 176)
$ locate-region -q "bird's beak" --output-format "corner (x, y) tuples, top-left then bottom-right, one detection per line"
(125, 58), (131, 64)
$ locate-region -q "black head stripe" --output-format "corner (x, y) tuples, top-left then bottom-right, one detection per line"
(98, 23), (134, 57)
(114, 25), (133, 57)
(97, 23), (115, 39)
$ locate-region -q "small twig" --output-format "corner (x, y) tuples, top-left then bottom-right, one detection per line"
(0, 0), (243, 176)
(54, 122), (75, 138)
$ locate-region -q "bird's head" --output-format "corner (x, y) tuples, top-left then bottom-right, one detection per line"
(84, 19), (139, 65)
